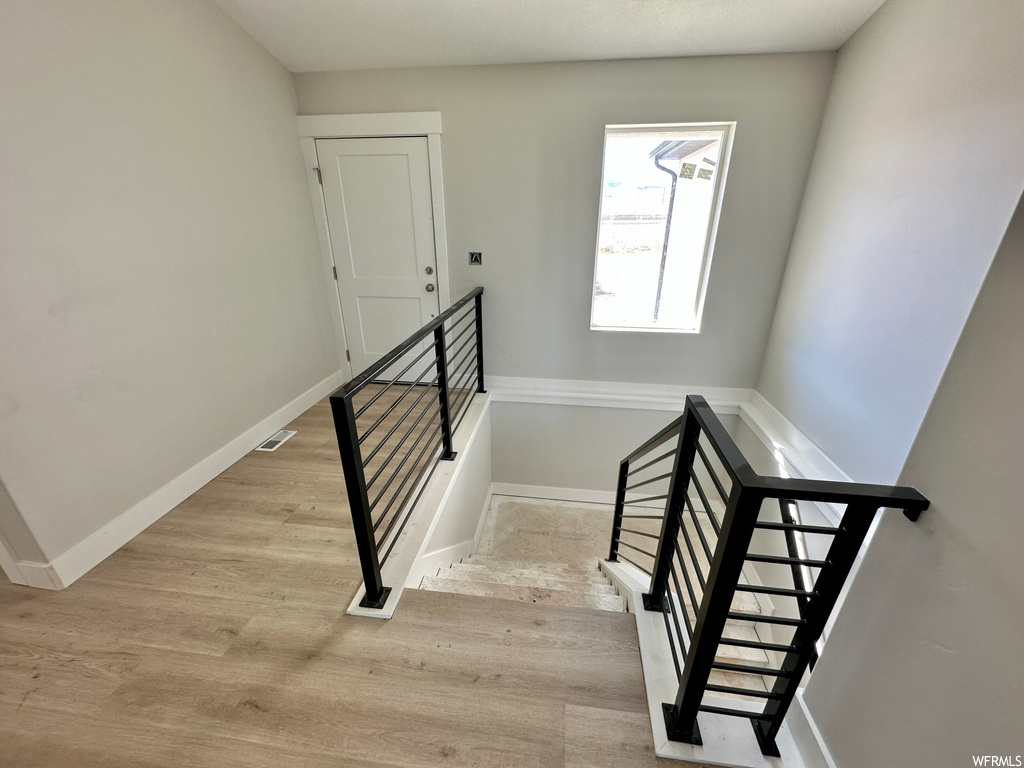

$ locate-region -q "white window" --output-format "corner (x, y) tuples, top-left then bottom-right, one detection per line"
(590, 123), (735, 333)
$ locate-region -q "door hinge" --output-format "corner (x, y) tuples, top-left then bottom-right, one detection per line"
(315, 167), (322, 185)
(346, 350), (351, 362)
(332, 266), (338, 280)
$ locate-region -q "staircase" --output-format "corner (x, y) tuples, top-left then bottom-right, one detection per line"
(417, 495), (773, 701)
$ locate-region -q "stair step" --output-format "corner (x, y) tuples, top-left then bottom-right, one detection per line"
(466, 555), (606, 582)
(420, 576), (627, 613)
(706, 669), (772, 702)
(443, 563), (617, 593)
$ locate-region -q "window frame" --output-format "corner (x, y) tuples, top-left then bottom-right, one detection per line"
(589, 121), (737, 334)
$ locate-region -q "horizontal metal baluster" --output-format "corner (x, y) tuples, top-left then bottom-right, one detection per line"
(683, 491), (714, 562)
(754, 521), (839, 535)
(443, 305), (477, 337)
(677, 508), (707, 591)
(619, 528), (660, 539)
(718, 637), (797, 653)
(672, 537), (700, 630)
(668, 562), (693, 639)
(617, 553), (654, 575)
(686, 465), (721, 536)
(665, 586), (687, 676)
(705, 684), (783, 700)
(446, 363), (480, 433)
(662, 591), (682, 681)
(443, 316), (477, 354)
(365, 394), (441, 494)
(627, 448), (677, 477)
(362, 374), (440, 466)
(358, 360), (439, 445)
(624, 471), (673, 492)
(618, 540), (658, 559)
(379, 434), (446, 565)
(693, 438), (729, 505)
(353, 342), (437, 419)
(447, 344), (478, 386)
(376, 427), (445, 545)
(735, 584), (818, 598)
(370, 407), (443, 523)
(712, 661), (792, 677)
(445, 327), (478, 377)
(744, 553), (828, 568)
(698, 705), (772, 721)
(624, 493), (670, 506)
(728, 611), (806, 626)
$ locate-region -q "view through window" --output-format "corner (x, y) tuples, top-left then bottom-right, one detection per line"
(591, 123), (734, 332)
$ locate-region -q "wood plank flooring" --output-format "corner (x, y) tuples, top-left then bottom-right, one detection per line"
(0, 397), (704, 766)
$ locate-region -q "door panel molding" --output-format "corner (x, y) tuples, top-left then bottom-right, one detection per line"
(299, 112), (450, 380)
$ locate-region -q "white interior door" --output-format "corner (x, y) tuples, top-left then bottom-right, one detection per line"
(316, 136), (440, 379)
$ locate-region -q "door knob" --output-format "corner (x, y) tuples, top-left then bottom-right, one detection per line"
(425, 283), (435, 292)
(425, 266), (434, 275)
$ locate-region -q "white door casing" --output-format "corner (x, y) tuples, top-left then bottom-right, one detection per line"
(316, 136), (439, 377)
(297, 112), (450, 380)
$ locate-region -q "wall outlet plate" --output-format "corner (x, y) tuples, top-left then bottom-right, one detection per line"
(469, 252), (482, 265)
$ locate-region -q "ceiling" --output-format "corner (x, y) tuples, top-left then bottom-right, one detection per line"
(213, 0), (887, 74)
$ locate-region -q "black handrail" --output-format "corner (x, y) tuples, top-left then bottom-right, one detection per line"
(608, 395), (929, 756)
(331, 288), (485, 609)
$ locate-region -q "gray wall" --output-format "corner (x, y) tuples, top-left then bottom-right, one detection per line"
(295, 54), (835, 387)
(804, 193), (1024, 767)
(0, 0), (338, 561)
(757, 0), (1024, 483)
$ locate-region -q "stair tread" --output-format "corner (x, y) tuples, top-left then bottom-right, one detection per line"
(452, 561), (610, 593)
(420, 576), (626, 613)
(445, 563), (616, 592)
(467, 555), (606, 579)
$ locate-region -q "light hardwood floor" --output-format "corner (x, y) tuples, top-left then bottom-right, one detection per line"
(0, 397), (704, 767)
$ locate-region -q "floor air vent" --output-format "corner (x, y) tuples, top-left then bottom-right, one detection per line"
(255, 430), (297, 452)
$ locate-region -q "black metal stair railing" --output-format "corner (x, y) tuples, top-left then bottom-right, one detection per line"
(608, 395), (929, 756)
(331, 288), (485, 609)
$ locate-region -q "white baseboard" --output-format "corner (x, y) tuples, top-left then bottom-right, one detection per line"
(9, 559), (64, 589)
(490, 482), (617, 505)
(472, 485), (495, 553)
(13, 370), (347, 590)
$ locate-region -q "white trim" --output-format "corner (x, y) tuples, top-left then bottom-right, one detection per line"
(743, 392), (852, 483)
(0, 528), (23, 585)
(297, 111), (451, 354)
(589, 122), (736, 335)
(300, 137), (353, 379)
(297, 112), (442, 139)
(426, 133), (452, 311)
(11, 560), (64, 590)
(472, 485), (496, 553)
(486, 375), (751, 413)
(18, 371), (347, 590)
(792, 690), (838, 768)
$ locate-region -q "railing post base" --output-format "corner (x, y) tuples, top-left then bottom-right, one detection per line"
(663, 703), (702, 745)
(642, 592), (666, 612)
(752, 720), (781, 757)
(358, 586), (392, 610)
(439, 451), (458, 462)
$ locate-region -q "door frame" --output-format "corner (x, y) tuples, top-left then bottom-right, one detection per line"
(298, 112), (451, 380)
